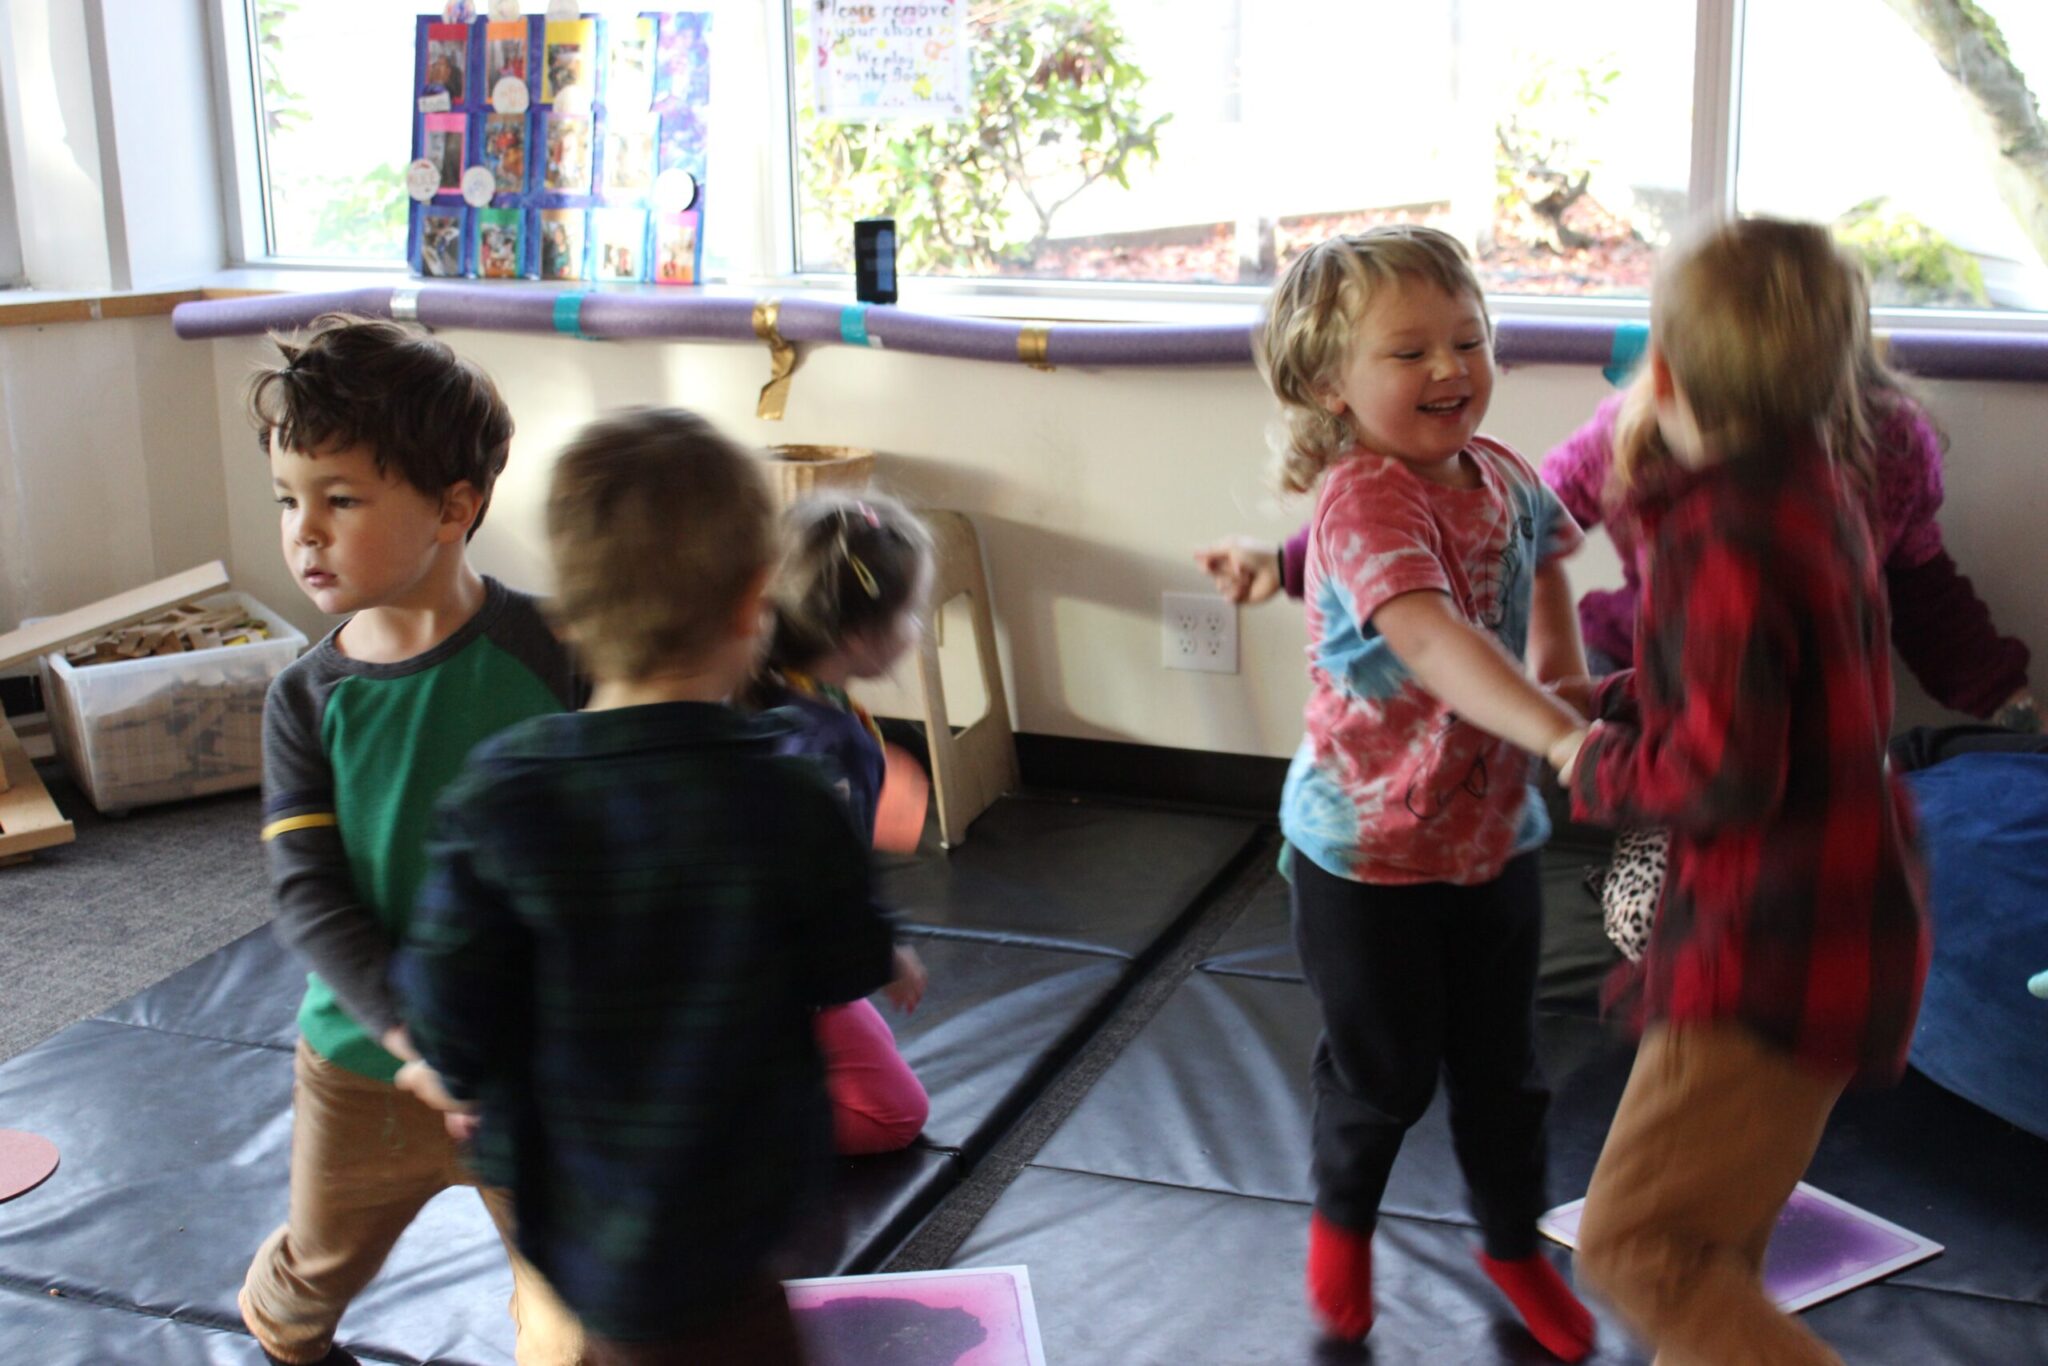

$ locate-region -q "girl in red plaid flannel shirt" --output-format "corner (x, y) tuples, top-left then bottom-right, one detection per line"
(1550, 218), (1931, 1366)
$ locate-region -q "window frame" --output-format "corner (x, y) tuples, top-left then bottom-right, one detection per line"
(0, 90), (24, 290)
(209, 0), (2048, 331)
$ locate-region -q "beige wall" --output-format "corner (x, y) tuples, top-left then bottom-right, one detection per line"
(191, 325), (2047, 757)
(5, 317), (2039, 750)
(0, 316), (228, 636)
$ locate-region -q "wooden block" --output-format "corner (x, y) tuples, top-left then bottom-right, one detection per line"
(0, 718), (74, 863)
(0, 562), (230, 673)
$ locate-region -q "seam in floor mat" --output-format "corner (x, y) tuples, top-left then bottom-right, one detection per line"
(0, 1276), (419, 1365)
(880, 828), (1281, 1272)
(891, 924), (1132, 959)
(84, 1014), (297, 1053)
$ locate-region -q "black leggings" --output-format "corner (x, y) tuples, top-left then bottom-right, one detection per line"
(1291, 851), (1551, 1259)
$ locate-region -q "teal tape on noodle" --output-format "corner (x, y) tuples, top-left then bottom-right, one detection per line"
(840, 305), (873, 347)
(1603, 322), (1649, 386)
(553, 293), (588, 338)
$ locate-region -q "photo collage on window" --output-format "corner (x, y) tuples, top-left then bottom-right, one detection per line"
(407, 10), (710, 284)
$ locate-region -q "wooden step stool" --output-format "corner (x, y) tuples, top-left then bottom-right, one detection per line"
(912, 511), (1020, 848)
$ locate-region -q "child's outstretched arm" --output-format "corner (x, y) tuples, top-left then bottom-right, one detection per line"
(1374, 590), (1586, 759)
(1194, 535), (1287, 605)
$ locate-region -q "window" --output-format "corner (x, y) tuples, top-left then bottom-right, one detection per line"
(1737, 0), (2048, 312)
(244, 0), (424, 263)
(218, 1), (2048, 315)
(792, 0), (1695, 298)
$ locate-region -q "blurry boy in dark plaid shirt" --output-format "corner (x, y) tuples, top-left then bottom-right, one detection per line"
(395, 408), (895, 1365)
(1547, 220), (1930, 1366)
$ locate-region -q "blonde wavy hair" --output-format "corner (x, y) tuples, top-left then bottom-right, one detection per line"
(1610, 217), (1874, 502)
(1257, 225), (1489, 495)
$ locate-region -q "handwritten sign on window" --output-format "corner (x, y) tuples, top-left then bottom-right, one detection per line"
(813, 0), (970, 123)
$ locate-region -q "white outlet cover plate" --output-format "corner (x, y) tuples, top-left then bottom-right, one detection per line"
(1162, 591), (1238, 674)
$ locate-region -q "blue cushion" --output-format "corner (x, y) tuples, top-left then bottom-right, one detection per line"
(1906, 753), (2048, 1140)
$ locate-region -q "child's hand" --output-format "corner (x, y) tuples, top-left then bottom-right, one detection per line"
(1193, 537), (1282, 605)
(380, 1024), (421, 1064)
(1548, 726), (1593, 787)
(444, 1112), (482, 1145)
(1547, 675), (1597, 720)
(883, 944), (927, 1014)
(394, 1059), (475, 1116)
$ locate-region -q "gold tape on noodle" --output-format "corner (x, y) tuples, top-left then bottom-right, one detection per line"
(752, 299), (799, 420)
(1017, 323), (1054, 371)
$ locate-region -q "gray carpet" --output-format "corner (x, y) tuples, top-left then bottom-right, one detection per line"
(0, 761), (269, 1063)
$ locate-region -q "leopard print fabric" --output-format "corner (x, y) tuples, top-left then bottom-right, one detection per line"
(1595, 827), (1668, 963)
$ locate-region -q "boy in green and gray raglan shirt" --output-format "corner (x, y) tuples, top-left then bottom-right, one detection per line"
(236, 315), (586, 1366)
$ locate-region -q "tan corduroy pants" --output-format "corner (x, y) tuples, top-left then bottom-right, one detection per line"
(1576, 1023), (1849, 1366)
(240, 1039), (585, 1365)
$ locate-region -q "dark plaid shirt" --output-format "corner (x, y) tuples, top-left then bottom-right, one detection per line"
(1570, 441), (1930, 1084)
(397, 701), (894, 1339)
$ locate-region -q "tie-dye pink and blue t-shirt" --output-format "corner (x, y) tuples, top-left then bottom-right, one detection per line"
(1281, 437), (1583, 886)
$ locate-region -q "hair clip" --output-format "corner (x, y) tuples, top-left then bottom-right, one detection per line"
(847, 551), (881, 600)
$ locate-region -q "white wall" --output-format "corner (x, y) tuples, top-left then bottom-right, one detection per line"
(0, 316), (228, 636)
(203, 328), (2046, 757)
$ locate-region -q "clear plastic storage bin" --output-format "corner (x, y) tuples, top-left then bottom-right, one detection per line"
(38, 592), (307, 813)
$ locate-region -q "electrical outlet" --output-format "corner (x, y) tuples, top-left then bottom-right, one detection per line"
(1162, 591), (1238, 674)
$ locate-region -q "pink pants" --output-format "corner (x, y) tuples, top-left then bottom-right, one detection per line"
(815, 998), (928, 1155)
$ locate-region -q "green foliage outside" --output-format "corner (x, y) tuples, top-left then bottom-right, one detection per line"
(257, 0), (405, 260)
(256, 0), (307, 139)
(1494, 54), (1623, 253)
(795, 0), (1169, 274)
(1835, 197), (1989, 307)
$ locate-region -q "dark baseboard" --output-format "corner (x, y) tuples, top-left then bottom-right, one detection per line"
(874, 722), (1613, 850)
(872, 718), (1287, 817)
(1013, 733), (1288, 815)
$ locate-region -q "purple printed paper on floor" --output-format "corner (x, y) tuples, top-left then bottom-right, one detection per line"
(785, 1265), (1047, 1366)
(1540, 1182), (1943, 1312)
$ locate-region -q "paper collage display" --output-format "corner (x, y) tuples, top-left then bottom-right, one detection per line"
(408, 9), (709, 283)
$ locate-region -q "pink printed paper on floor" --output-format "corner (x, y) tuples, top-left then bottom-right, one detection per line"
(784, 1264), (1047, 1366)
(1541, 1182), (1943, 1313)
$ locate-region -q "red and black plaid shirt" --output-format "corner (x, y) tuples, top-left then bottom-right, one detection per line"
(1570, 440), (1930, 1084)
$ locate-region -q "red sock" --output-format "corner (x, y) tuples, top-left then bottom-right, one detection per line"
(1477, 1249), (1595, 1362)
(1307, 1211), (1374, 1341)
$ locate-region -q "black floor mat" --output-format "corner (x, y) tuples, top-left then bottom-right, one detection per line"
(5, 794), (1247, 1360)
(977, 963), (2048, 1361)
(0, 1282), (264, 1366)
(880, 794), (1262, 957)
(891, 937), (1126, 1157)
(951, 1164), (1621, 1364)
(1033, 972), (1628, 1219)
(948, 1164), (2048, 1365)
(93, 924), (1128, 1164)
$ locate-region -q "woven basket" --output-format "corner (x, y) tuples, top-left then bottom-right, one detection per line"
(760, 445), (875, 507)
